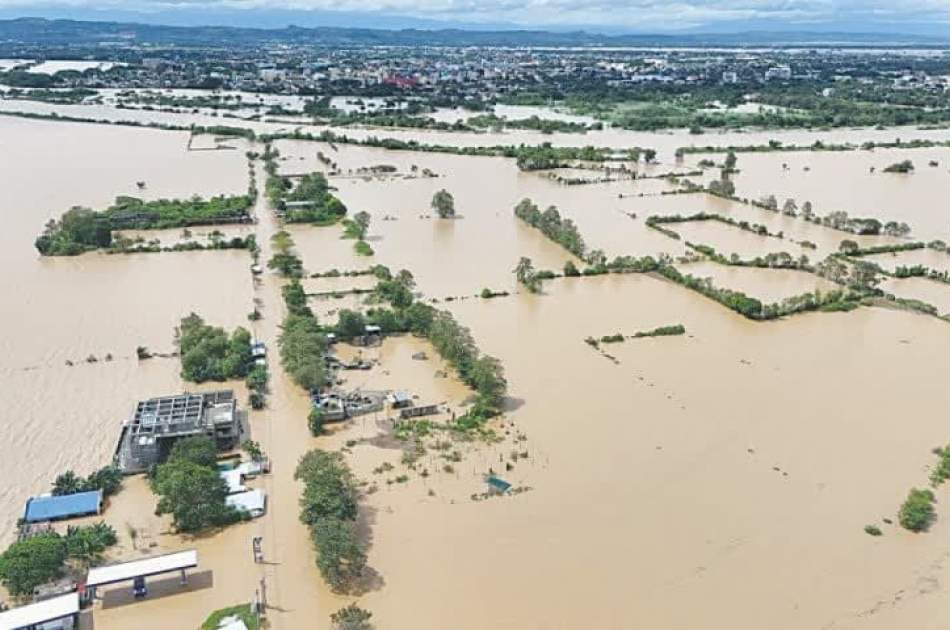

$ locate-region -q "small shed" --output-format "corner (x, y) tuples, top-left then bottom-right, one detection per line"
(227, 490), (267, 518)
(23, 490), (103, 524)
(389, 391), (412, 409)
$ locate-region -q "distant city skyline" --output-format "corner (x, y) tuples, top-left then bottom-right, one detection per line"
(2, 0), (950, 36)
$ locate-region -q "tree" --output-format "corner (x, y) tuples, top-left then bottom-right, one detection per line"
(313, 518), (366, 592)
(336, 309), (367, 339)
(839, 239), (859, 254)
(243, 440), (264, 462)
(84, 466), (123, 497)
(52, 471), (84, 496)
(899, 488), (935, 532)
(353, 211), (371, 240)
(279, 314), (328, 391)
(331, 604), (374, 630)
(168, 436), (218, 468)
(0, 533), (67, 596)
(724, 150), (737, 170)
(178, 314), (253, 382)
(295, 450), (359, 524)
(430, 189), (456, 219)
(63, 523), (117, 568)
(152, 460), (239, 532)
(513, 257), (540, 293)
(643, 149), (657, 163)
(563, 260), (580, 277)
(513, 257), (535, 285)
(309, 407), (326, 436)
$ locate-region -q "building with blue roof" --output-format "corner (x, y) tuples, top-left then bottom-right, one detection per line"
(23, 490), (103, 523)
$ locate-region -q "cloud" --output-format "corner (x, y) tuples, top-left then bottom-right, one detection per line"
(3, 0), (950, 30)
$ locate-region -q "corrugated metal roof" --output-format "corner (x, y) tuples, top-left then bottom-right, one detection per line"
(23, 490), (102, 523)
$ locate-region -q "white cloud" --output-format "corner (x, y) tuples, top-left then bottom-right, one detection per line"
(3, 0), (950, 29)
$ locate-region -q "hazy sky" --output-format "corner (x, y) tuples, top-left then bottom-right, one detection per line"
(3, 0), (950, 31)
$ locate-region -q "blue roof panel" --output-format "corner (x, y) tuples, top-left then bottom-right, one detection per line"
(23, 490), (103, 523)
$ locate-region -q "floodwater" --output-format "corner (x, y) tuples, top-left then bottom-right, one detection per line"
(28, 60), (121, 74)
(690, 147), (950, 243)
(880, 276), (950, 316)
(2, 105), (950, 630)
(676, 260), (839, 302)
(0, 117), (252, 546)
(864, 248), (950, 275)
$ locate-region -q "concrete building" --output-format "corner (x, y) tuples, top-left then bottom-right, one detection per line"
(115, 391), (242, 474)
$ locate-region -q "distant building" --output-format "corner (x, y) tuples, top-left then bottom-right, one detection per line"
(765, 65), (792, 81)
(722, 71), (738, 84)
(115, 391), (242, 474)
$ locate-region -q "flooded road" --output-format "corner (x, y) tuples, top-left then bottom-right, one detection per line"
(2, 106), (950, 629)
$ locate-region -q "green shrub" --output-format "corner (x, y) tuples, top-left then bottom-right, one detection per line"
(899, 488), (935, 532)
(864, 524), (883, 536)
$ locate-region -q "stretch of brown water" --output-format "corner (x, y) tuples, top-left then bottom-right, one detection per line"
(2, 107), (950, 629)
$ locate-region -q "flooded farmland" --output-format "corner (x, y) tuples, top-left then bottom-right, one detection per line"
(2, 99), (950, 630)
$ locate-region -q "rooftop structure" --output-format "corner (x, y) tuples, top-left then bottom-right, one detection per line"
(227, 489), (266, 518)
(115, 391), (242, 474)
(85, 550), (199, 601)
(23, 490), (102, 524)
(0, 592), (79, 630)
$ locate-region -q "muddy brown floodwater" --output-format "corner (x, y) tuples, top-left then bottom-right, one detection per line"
(2, 106), (950, 630)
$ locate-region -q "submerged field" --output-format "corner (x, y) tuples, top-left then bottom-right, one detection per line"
(2, 102), (950, 629)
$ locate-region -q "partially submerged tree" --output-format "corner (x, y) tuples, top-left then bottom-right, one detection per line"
(331, 603), (374, 630)
(431, 189), (456, 218)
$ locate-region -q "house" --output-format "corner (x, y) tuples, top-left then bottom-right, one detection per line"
(23, 490), (103, 524)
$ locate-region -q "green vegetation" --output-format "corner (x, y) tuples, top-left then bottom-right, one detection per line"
(431, 189), (456, 218)
(467, 113), (598, 134)
(633, 324), (687, 338)
(0, 523), (117, 596)
(864, 524), (883, 537)
(52, 466), (123, 497)
(270, 171), (348, 225)
(331, 603), (374, 630)
(279, 282), (328, 392)
(152, 437), (242, 533)
(268, 230), (304, 278)
(514, 199), (586, 259)
(883, 159), (915, 174)
(246, 363), (268, 410)
(177, 313), (254, 382)
(295, 450), (366, 592)
(35, 195), (253, 256)
(354, 240), (375, 256)
(929, 445), (950, 487)
(256, 128), (648, 172)
(202, 604), (260, 630)
(309, 408), (326, 436)
(646, 212), (781, 241)
(899, 488), (935, 532)
(514, 257), (542, 293)
(363, 267), (507, 421)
